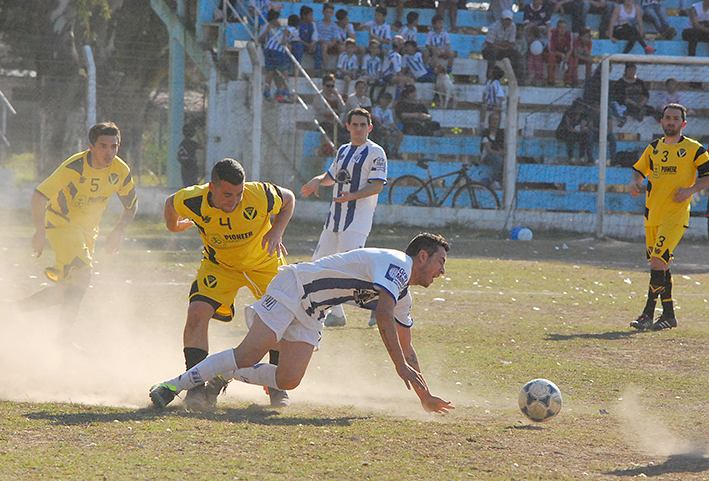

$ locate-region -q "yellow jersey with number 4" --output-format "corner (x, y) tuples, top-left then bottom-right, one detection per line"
(173, 182), (285, 271)
(35, 150), (136, 237)
(633, 136), (709, 227)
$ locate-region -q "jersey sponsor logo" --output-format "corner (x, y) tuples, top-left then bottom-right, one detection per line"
(87, 195), (108, 204)
(75, 196), (86, 207)
(385, 263), (409, 290)
(660, 165), (677, 173)
(372, 156), (386, 172)
(678, 148), (687, 158)
(335, 168), (352, 184)
(353, 288), (379, 307)
(209, 234), (225, 246)
(260, 294), (277, 311)
(204, 275), (218, 288)
(243, 206), (258, 220)
(108, 173), (119, 185)
(224, 231), (253, 241)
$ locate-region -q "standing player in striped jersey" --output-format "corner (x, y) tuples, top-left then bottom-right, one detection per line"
(165, 158), (295, 408)
(628, 103), (709, 331)
(301, 108), (387, 327)
(150, 233), (455, 415)
(21, 122), (137, 344)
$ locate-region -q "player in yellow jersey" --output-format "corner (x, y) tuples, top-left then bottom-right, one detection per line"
(628, 103), (709, 331)
(21, 122), (138, 343)
(164, 158), (295, 408)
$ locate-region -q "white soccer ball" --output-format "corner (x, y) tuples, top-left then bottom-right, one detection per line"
(529, 40), (544, 56)
(519, 378), (562, 422)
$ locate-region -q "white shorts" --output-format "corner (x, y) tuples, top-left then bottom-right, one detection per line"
(244, 269), (323, 348)
(311, 228), (369, 261)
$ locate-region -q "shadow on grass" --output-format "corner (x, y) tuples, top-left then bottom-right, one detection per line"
(545, 330), (643, 341)
(25, 403), (366, 427)
(604, 452), (709, 477)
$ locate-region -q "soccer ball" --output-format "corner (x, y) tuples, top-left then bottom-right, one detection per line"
(518, 379), (562, 422)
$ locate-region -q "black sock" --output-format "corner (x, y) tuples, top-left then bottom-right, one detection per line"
(60, 284), (87, 328)
(660, 270), (674, 317)
(643, 269), (666, 315)
(269, 349), (280, 366)
(184, 347), (209, 371)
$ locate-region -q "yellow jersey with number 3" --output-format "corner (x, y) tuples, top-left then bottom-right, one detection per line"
(633, 136), (709, 227)
(173, 182), (285, 271)
(35, 150), (137, 237)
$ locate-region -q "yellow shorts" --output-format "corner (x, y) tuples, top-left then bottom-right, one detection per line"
(645, 224), (686, 264)
(44, 226), (95, 281)
(189, 256), (285, 322)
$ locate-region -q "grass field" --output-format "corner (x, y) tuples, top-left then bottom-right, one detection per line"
(2, 214), (709, 480)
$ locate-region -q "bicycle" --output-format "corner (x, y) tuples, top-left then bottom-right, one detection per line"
(387, 160), (502, 209)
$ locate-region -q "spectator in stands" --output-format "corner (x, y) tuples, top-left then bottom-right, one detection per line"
(380, 36), (409, 100)
(608, 0), (656, 54)
(682, 0), (709, 56)
(526, 26), (546, 85)
(545, 19), (572, 86)
(480, 111), (505, 187)
(658, 78), (684, 111)
(372, 92), (404, 158)
(437, 0), (460, 33)
(567, 26), (594, 86)
(249, 0), (282, 26)
(314, 74), (347, 153)
(611, 63), (661, 126)
(556, 99), (593, 164)
(589, 0), (616, 39)
(553, 0), (590, 35)
(317, 4), (340, 67)
(362, 6), (392, 48)
(336, 39), (360, 96)
(482, 10), (525, 84)
(404, 40), (438, 83)
(215, 0), (239, 22)
(581, 66), (617, 163)
(345, 79), (373, 113)
(426, 14), (457, 74)
(641, 0), (678, 39)
(178, 124), (200, 187)
(489, 0), (524, 21)
(259, 10), (294, 103)
(395, 85), (442, 136)
(362, 40), (384, 97)
(523, 0), (554, 38)
(399, 11), (421, 46)
(294, 6), (322, 71)
(335, 9), (365, 56)
(482, 65), (505, 122)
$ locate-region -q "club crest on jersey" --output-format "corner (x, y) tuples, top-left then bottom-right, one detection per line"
(204, 275), (218, 288)
(243, 206), (257, 220)
(353, 288), (378, 307)
(209, 234), (224, 246)
(260, 294), (277, 311)
(335, 168), (352, 184)
(109, 173), (119, 185)
(678, 148), (687, 158)
(385, 263), (409, 290)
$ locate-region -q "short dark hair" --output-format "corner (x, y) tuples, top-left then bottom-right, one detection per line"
(182, 124), (196, 138)
(378, 91), (393, 102)
(300, 5), (313, 17)
(89, 122), (120, 145)
(335, 8), (348, 21)
(404, 39), (417, 49)
(406, 11), (419, 23)
(323, 3), (334, 11)
(405, 233), (450, 258)
(375, 6), (387, 16)
(211, 158), (245, 186)
(347, 107), (371, 125)
(266, 9), (280, 22)
(663, 103), (687, 122)
(288, 14), (300, 27)
(624, 62), (637, 72)
(432, 14), (444, 24)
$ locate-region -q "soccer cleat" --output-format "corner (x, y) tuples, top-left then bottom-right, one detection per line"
(630, 312), (654, 330)
(368, 311), (377, 327)
(150, 383), (177, 409)
(267, 387), (290, 407)
(184, 384), (208, 411)
(204, 375), (230, 408)
(645, 46), (656, 55)
(324, 312), (347, 327)
(651, 313), (677, 331)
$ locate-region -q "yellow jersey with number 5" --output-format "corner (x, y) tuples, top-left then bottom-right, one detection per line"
(173, 182), (285, 271)
(633, 136), (709, 227)
(35, 150), (136, 237)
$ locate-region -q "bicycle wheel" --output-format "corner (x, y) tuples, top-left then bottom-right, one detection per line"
(388, 175), (432, 206)
(452, 181), (501, 209)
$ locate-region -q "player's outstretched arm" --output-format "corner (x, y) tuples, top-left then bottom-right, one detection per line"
(673, 174), (709, 203)
(30, 190), (48, 258)
(262, 186), (295, 257)
(301, 172), (335, 198)
(164, 194), (194, 233)
(106, 202), (137, 254)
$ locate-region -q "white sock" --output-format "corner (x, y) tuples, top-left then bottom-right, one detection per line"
(168, 349), (237, 393)
(225, 363), (279, 390)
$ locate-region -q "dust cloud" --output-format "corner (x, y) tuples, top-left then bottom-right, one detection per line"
(617, 388), (708, 458)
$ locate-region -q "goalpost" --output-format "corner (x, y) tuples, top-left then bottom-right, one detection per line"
(597, 54), (709, 238)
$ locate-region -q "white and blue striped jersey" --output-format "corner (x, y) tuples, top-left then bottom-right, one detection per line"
(425, 29), (450, 48)
(337, 52), (360, 72)
(372, 105), (395, 127)
(260, 24), (287, 52)
(381, 49), (402, 77)
(399, 25), (419, 44)
(362, 53), (382, 79)
(364, 20), (392, 42)
(325, 140), (387, 235)
(316, 20), (339, 42)
(283, 247), (414, 325)
(335, 22), (356, 41)
(404, 51), (429, 79)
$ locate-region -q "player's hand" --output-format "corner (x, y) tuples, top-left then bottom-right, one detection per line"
(420, 394), (455, 414)
(175, 218), (195, 231)
(396, 363), (427, 391)
(105, 228), (124, 254)
(332, 191), (355, 203)
(629, 180), (644, 197)
(262, 229), (288, 257)
(301, 178), (321, 198)
(673, 187), (693, 203)
(31, 231), (46, 258)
